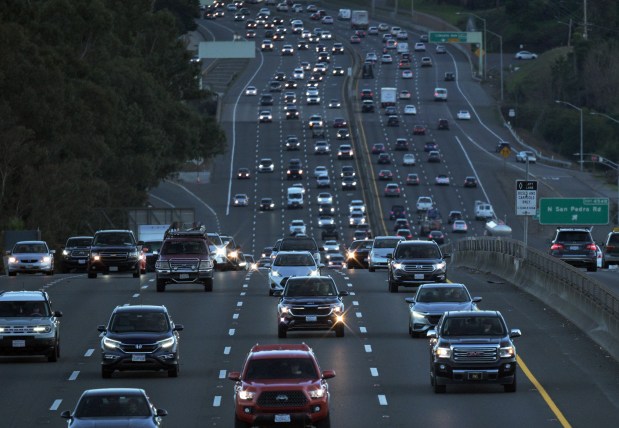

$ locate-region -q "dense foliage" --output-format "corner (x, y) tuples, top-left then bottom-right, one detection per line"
(0, 0), (226, 246)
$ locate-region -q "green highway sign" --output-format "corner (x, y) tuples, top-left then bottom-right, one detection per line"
(429, 32), (469, 43)
(539, 198), (609, 225)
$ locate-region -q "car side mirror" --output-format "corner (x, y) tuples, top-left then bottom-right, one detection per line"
(97, 325), (106, 333)
(426, 329), (437, 338)
(472, 297), (482, 303)
(60, 410), (72, 419)
(156, 408), (168, 417)
(386, 253), (393, 259)
(338, 291), (349, 297)
(50, 249), (56, 254)
(273, 290), (283, 297)
(5, 250), (11, 255)
(54, 310), (63, 317)
(319, 263), (325, 268)
(443, 253), (451, 259)
(322, 370), (336, 379)
(173, 324), (184, 331)
(509, 329), (522, 338)
(228, 371), (241, 381)
(404, 297), (415, 304)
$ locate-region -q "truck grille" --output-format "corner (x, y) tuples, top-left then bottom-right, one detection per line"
(169, 259), (200, 270)
(0, 326), (40, 334)
(257, 391), (308, 408)
(99, 251), (129, 261)
(70, 250), (89, 257)
(289, 306), (332, 316)
(453, 346), (498, 362)
(402, 264), (433, 273)
(119, 343), (159, 353)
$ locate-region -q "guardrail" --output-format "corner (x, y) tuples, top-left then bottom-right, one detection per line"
(450, 237), (619, 362)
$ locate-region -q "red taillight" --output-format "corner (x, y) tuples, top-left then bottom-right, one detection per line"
(586, 244), (597, 251)
(550, 243), (564, 251)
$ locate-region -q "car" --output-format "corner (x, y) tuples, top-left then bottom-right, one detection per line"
(416, 196), (433, 212)
(244, 85), (257, 96)
(457, 110), (471, 120)
(318, 203), (335, 216)
(390, 204), (407, 220)
(6, 240), (55, 275)
(399, 90), (411, 100)
(406, 173), (420, 185)
(268, 251), (321, 295)
(308, 114), (324, 128)
(340, 165), (356, 178)
(317, 192), (333, 204)
(228, 343), (334, 427)
(362, 99), (375, 112)
(603, 228), (619, 268)
(61, 388), (168, 426)
(59, 236), (93, 273)
(515, 50), (538, 60)
(402, 153), (416, 166)
(321, 223), (339, 240)
(427, 150), (441, 163)
(86, 230), (144, 278)
(368, 26), (379, 35)
(516, 150), (537, 163)
(447, 210), (463, 224)
(258, 158), (275, 172)
(378, 23), (389, 31)
(396, 228), (413, 240)
(284, 135), (300, 151)
(292, 68), (305, 80)
(414, 42), (426, 52)
(98, 305), (182, 377)
(281, 44), (295, 55)
(404, 104), (417, 115)
(401, 69), (413, 79)
(337, 144), (353, 159)
(377, 153), (391, 164)
(268, 80), (283, 92)
(341, 176), (357, 190)
(371, 143), (386, 154)
(444, 71), (455, 81)
(434, 87), (448, 101)
(348, 200), (366, 214)
(332, 43), (344, 54)
(313, 166), (328, 178)
(350, 35), (361, 43)
(438, 118), (449, 130)
(385, 39), (397, 50)
(387, 240), (447, 292)
(346, 239), (373, 268)
(397, 30), (408, 40)
(237, 167), (251, 179)
(287, 160), (303, 179)
(246, 29), (256, 38)
(360, 88), (374, 100)
(259, 197), (275, 211)
(260, 94), (274, 105)
(331, 66), (345, 76)
(424, 141), (438, 152)
(258, 110), (273, 122)
(333, 118), (348, 128)
(314, 140), (330, 154)
(349, 211), (366, 227)
(365, 52), (378, 63)
(420, 57), (433, 67)
(328, 99), (341, 108)
(289, 219), (307, 236)
(387, 115), (400, 126)
(435, 45), (446, 54)
(427, 230), (445, 245)
(316, 174), (330, 188)
(285, 107), (299, 119)
(549, 227), (598, 271)
(381, 54), (393, 64)
(317, 216), (335, 227)
(368, 236), (404, 271)
(384, 183), (401, 197)
(496, 140), (512, 153)
(377, 169), (393, 181)
(384, 106), (397, 116)
(233, 193), (249, 206)
(463, 176), (478, 187)
(321, 15), (334, 24)
(452, 219), (468, 233)
(394, 138), (409, 151)
(261, 39), (274, 51)
(355, 29), (367, 38)
(428, 310), (521, 393)
(413, 124), (426, 135)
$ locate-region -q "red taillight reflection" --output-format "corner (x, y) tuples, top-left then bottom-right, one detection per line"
(550, 243), (564, 251)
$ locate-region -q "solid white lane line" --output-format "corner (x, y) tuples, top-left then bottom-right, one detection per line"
(360, 327), (367, 333)
(84, 349), (94, 357)
(378, 395), (388, 405)
(224, 346), (231, 355)
(370, 368), (379, 377)
(219, 370), (227, 379)
(213, 396), (222, 407)
(364, 345), (372, 352)
(50, 399), (62, 411)
(68, 371), (79, 381)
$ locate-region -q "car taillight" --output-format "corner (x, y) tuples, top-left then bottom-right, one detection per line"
(550, 243), (564, 251)
(586, 244), (597, 251)
(607, 245), (616, 251)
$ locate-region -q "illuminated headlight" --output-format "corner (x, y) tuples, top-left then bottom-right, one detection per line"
(279, 305), (292, 314)
(271, 270), (281, 277)
(309, 270), (320, 276)
(347, 252), (355, 260)
(392, 263), (403, 270)
(33, 325), (52, 333)
(309, 386), (327, 398)
(338, 151), (343, 155)
(238, 390), (255, 400)
(91, 252), (100, 261)
(435, 346), (451, 359)
(216, 247), (227, 256)
(433, 261), (447, 271)
(8, 257), (17, 264)
(102, 337), (121, 350)
(158, 337), (175, 349)
(500, 346), (515, 358)
(0, 327), (5, 333)
(138, 253), (145, 261)
(332, 305), (343, 314)
(62, 250), (69, 256)
(129, 250), (138, 258)
(229, 250), (238, 259)
(412, 311), (427, 320)
(270, 203), (274, 208)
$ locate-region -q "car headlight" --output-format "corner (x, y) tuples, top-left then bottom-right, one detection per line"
(62, 250), (69, 256)
(309, 269), (320, 276)
(332, 305), (343, 314)
(129, 250), (138, 258)
(270, 270), (281, 277)
(216, 247), (226, 256)
(238, 389), (255, 400)
(433, 261), (447, 271)
(229, 250), (238, 259)
(158, 337), (175, 350)
(102, 337), (121, 350)
(8, 257), (17, 264)
(392, 263), (403, 270)
(500, 346), (515, 358)
(33, 325), (52, 333)
(279, 305), (292, 314)
(412, 311), (428, 320)
(309, 386), (327, 398)
(435, 346), (451, 358)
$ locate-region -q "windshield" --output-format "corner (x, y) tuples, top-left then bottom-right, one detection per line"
(441, 317), (505, 336)
(396, 245), (440, 258)
(109, 312), (170, 333)
(374, 238), (401, 249)
(280, 239), (317, 251)
(275, 254), (315, 267)
(416, 287), (468, 303)
(75, 394), (151, 418)
(285, 278), (337, 297)
(244, 358), (318, 380)
(66, 238), (92, 247)
(161, 240), (206, 255)
(93, 233), (135, 246)
(12, 243), (48, 253)
(0, 301), (50, 317)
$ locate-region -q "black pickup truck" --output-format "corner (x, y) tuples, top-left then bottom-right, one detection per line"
(87, 230), (144, 279)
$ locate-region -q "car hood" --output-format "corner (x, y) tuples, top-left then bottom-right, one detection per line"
(271, 266), (316, 276)
(10, 252), (51, 258)
(105, 332), (172, 344)
(412, 302), (473, 314)
(242, 379), (320, 389)
(69, 417), (156, 427)
(441, 336), (504, 345)
(397, 257), (443, 264)
(281, 296), (340, 305)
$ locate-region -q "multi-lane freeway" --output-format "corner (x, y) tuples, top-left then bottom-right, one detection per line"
(2, 3), (619, 427)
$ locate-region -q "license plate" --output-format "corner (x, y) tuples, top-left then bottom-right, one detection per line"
(569, 246), (580, 251)
(274, 414), (291, 423)
(12, 340), (26, 348)
(131, 354), (146, 362)
(414, 274), (424, 279)
(109, 266), (118, 272)
(306, 315), (317, 322)
(468, 372), (483, 380)
(179, 273), (189, 279)
(78, 259), (86, 264)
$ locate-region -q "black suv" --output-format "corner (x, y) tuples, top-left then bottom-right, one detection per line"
(389, 204), (406, 220)
(87, 230), (144, 279)
(346, 239), (374, 269)
(60, 236), (93, 273)
(98, 305), (183, 378)
(549, 227), (597, 271)
(321, 224), (339, 240)
(428, 310), (521, 393)
(275, 276), (348, 338)
(387, 241), (448, 292)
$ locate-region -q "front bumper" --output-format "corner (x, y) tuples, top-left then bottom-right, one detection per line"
(101, 350), (179, 372)
(156, 270), (213, 284)
(235, 402), (329, 426)
(8, 261), (53, 274)
(433, 360), (517, 385)
(390, 269), (446, 286)
(0, 336), (57, 356)
(88, 259), (139, 273)
(279, 313), (344, 332)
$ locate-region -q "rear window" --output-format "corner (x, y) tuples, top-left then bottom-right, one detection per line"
(556, 231), (592, 242)
(608, 233), (619, 245)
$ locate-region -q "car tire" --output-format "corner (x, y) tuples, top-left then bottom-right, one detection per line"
(335, 324), (345, 337)
(204, 278), (214, 292)
(87, 272), (97, 279)
(46, 269), (54, 276)
(101, 367), (113, 378)
(315, 415), (331, 428)
(278, 325), (287, 338)
(587, 264), (598, 272)
(408, 324), (418, 338)
(504, 372), (517, 393)
(234, 416), (252, 428)
(368, 267), (375, 272)
(8, 271), (17, 276)
(132, 267), (140, 278)
(434, 382), (446, 393)
(156, 280), (166, 292)
(48, 343), (59, 362)
(168, 365), (179, 378)
(388, 280), (398, 293)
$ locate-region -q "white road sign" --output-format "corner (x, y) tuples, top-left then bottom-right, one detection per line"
(516, 180), (537, 215)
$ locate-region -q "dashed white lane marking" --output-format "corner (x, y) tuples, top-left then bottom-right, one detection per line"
(352, 301), (359, 306)
(233, 313), (239, 320)
(68, 371), (79, 381)
(224, 346), (231, 355)
(364, 345), (372, 353)
(219, 370), (227, 379)
(237, 301), (243, 307)
(213, 396), (222, 407)
(132, 293), (139, 298)
(229, 329), (235, 336)
(356, 312), (363, 318)
(370, 368), (379, 377)
(240, 292), (246, 296)
(84, 349), (94, 357)
(378, 395), (388, 405)
(347, 283), (353, 287)
(141, 285), (149, 289)
(148, 278), (154, 282)
(243, 283), (248, 288)
(360, 327), (367, 333)
(349, 291), (356, 296)
(343, 276), (350, 280)
(50, 399), (62, 411)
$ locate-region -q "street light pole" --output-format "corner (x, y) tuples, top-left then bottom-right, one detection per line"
(555, 100), (584, 172)
(487, 29), (503, 102)
(590, 112), (619, 224)
(456, 12), (486, 79)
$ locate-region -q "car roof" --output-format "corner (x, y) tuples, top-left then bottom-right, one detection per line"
(13, 240), (48, 245)
(112, 305), (167, 313)
(0, 290), (47, 302)
(444, 310), (501, 318)
(81, 388), (146, 397)
(250, 343), (313, 358)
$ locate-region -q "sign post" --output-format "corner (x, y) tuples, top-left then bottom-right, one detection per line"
(539, 198), (609, 225)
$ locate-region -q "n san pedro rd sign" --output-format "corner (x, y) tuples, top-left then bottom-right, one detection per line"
(429, 32), (472, 43)
(539, 198), (609, 225)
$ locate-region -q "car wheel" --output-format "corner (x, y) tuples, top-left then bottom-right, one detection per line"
(409, 323), (418, 338)
(132, 267), (141, 278)
(204, 278), (214, 292)
(368, 267), (375, 272)
(8, 271), (17, 276)
(434, 382), (446, 393)
(603, 261), (610, 269)
(46, 269), (54, 276)
(315, 415), (331, 428)
(156, 280), (166, 292)
(101, 367), (113, 378)
(168, 365), (179, 378)
(48, 344), (59, 362)
(335, 324), (345, 337)
(234, 416), (252, 428)
(347, 263), (354, 269)
(587, 264), (598, 272)
(388, 280), (398, 293)
(278, 325), (287, 338)
(87, 272), (97, 279)
(269, 288), (274, 296)
(504, 372), (517, 392)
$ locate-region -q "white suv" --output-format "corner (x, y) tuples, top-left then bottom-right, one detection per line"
(368, 236), (404, 272)
(268, 251), (321, 295)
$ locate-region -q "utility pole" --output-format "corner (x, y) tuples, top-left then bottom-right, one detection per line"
(583, 0), (588, 39)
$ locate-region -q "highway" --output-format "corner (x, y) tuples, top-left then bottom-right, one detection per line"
(1, 4), (619, 427)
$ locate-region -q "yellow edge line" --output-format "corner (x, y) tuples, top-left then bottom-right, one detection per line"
(517, 356), (572, 428)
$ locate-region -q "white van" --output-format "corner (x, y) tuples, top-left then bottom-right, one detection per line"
(287, 187), (304, 209)
(338, 9), (351, 20)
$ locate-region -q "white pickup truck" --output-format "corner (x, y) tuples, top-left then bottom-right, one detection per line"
(289, 220), (307, 236)
(474, 200), (495, 221)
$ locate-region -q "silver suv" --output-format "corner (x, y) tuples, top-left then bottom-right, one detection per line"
(602, 229), (619, 268)
(0, 291), (62, 362)
(549, 227), (597, 272)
